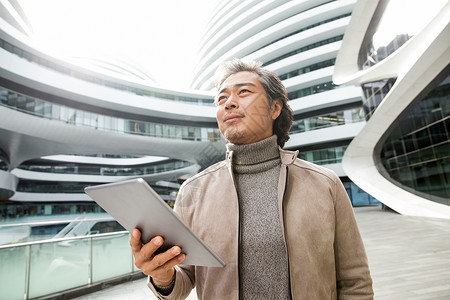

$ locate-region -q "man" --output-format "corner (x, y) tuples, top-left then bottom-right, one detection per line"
(130, 59), (374, 299)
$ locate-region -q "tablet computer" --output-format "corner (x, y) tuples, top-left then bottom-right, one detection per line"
(84, 178), (225, 267)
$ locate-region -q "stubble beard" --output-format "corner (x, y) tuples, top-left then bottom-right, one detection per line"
(223, 126), (246, 144)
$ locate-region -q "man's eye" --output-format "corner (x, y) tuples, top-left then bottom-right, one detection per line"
(217, 95), (227, 103)
(239, 89), (250, 94)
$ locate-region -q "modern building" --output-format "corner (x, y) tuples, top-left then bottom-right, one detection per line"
(333, 0), (450, 218)
(0, 0), (225, 226)
(2, 0), (449, 298)
(192, 0), (383, 207)
(1, 0), (382, 231)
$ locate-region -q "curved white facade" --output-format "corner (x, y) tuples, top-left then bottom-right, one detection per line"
(334, 0), (450, 218)
(0, 0), (376, 212)
(193, 0), (355, 89)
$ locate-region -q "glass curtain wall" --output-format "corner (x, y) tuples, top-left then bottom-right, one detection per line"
(379, 66), (450, 203)
(361, 78), (396, 120)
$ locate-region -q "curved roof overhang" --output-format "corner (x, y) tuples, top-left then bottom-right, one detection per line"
(333, 0), (450, 218)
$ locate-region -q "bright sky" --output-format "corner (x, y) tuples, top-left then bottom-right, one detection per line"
(18, 0), (220, 89)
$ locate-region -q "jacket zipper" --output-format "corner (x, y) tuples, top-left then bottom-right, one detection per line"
(228, 152), (242, 300)
(283, 166), (293, 300)
(238, 197), (242, 300)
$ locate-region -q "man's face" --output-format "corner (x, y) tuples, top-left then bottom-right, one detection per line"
(215, 71), (281, 145)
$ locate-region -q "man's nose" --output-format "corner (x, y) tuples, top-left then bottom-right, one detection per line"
(225, 94), (239, 109)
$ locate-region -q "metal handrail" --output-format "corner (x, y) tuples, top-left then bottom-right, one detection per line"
(0, 230), (129, 249)
(0, 215), (114, 228)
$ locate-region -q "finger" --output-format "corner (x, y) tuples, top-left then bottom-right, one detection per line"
(161, 252), (185, 269)
(134, 236), (164, 270)
(139, 236), (164, 260)
(152, 253), (185, 286)
(129, 229), (143, 254)
(143, 249), (186, 279)
(150, 246), (186, 271)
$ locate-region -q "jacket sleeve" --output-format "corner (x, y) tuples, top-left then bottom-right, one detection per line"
(147, 265), (195, 300)
(146, 183), (196, 299)
(333, 177), (374, 299)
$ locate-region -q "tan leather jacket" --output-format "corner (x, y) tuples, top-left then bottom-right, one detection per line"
(148, 148), (373, 299)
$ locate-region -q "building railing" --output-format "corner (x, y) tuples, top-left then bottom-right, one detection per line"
(18, 160), (195, 177)
(0, 231), (139, 299)
(0, 87), (221, 142)
(289, 108), (365, 135)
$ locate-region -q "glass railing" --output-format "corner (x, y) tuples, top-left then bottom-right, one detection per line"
(289, 108), (365, 134)
(1, 205), (105, 224)
(279, 58), (336, 80)
(0, 231), (138, 299)
(264, 36), (343, 66)
(15, 180), (178, 198)
(255, 11), (350, 52)
(298, 145), (348, 165)
(18, 159), (194, 176)
(0, 213), (123, 244)
(0, 87), (221, 142)
(287, 81), (338, 100)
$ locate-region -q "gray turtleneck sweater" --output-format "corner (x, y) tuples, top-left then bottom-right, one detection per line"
(227, 135), (290, 300)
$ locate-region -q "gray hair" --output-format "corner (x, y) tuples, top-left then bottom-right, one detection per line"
(214, 59), (293, 148)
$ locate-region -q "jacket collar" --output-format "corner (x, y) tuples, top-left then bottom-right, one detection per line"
(279, 147), (299, 166)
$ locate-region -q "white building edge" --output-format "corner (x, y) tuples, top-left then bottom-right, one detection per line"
(334, 0), (450, 218)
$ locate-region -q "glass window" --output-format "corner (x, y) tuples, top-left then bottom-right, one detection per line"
(429, 122), (447, 144)
(380, 68), (450, 203)
(434, 142), (450, 159)
(392, 140), (404, 156)
(361, 78), (396, 119)
(403, 135), (416, 153)
(415, 128), (431, 149)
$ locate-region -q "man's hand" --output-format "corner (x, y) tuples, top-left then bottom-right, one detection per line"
(130, 228), (186, 286)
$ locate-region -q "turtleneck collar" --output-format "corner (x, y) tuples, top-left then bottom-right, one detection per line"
(226, 135), (280, 174)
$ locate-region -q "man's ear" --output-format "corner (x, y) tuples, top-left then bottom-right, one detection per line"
(271, 99), (283, 120)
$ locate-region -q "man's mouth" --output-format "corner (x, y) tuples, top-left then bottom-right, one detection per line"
(224, 113), (243, 123)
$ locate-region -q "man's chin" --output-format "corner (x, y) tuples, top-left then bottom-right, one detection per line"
(223, 131), (245, 144)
